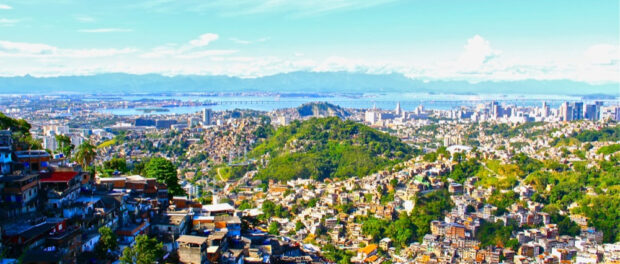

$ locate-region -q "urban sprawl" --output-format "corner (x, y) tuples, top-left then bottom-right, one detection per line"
(0, 95), (619, 264)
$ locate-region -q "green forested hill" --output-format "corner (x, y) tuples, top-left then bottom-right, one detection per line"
(251, 117), (413, 181)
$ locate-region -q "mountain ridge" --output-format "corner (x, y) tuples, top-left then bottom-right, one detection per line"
(2, 71), (618, 95)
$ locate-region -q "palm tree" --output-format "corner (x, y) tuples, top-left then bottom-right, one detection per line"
(75, 141), (97, 168)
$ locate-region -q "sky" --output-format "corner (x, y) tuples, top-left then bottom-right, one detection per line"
(0, 0), (618, 83)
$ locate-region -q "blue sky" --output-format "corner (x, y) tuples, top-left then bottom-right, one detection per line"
(0, 0), (618, 83)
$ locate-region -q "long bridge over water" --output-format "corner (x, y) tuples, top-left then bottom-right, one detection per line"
(207, 98), (569, 107)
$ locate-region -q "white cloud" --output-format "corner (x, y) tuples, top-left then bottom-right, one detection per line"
(0, 40), (56, 54)
(0, 40), (136, 58)
(0, 35), (617, 84)
(0, 18), (18, 26)
(140, 45), (178, 59)
(60, 48), (137, 58)
(78, 28), (133, 33)
(456, 35), (501, 69)
(230, 37), (269, 45)
(141, 33), (227, 59)
(135, 0), (399, 17)
(584, 44), (619, 65)
(0, 4), (11, 10)
(176, 49), (238, 58)
(189, 33), (218, 47)
(74, 15), (95, 23)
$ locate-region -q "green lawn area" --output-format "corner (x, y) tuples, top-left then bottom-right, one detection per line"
(97, 138), (117, 149)
(475, 159), (520, 189)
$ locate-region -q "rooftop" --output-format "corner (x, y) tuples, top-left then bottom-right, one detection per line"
(202, 203), (234, 212)
(359, 244), (378, 255)
(40, 171), (79, 183)
(177, 235), (208, 245)
(15, 150), (50, 159)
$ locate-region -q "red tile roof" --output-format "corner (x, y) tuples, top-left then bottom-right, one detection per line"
(40, 171), (79, 183)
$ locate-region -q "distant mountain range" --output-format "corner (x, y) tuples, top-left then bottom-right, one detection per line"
(1, 71), (618, 96)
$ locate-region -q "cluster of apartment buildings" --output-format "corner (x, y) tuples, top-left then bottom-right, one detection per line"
(364, 101), (620, 128)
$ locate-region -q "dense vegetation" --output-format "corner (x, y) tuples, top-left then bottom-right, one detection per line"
(597, 143), (620, 155)
(252, 117), (413, 181)
(476, 153), (620, 242)
(361, 189), (454, 248)
(573, 126), (620, 142)
(119, 235), (164, 264)
(0, 113), (41, 150)
(210, 163), (256, 181)
(410, 189), (454, 242)
(430, 121), (620, 243)
(476, 220), (519, 249)
(144, 157), (185, 196)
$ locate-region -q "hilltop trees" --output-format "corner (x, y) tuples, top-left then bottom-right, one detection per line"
(252, 117), (414, 182)
(0, 112), (40, 150)
(119, 235), (164, 264)
(144, 157), (185, 196)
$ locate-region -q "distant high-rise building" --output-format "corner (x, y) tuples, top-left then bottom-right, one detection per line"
(365, 110), (379, 124)
(155, 119), (177, 129)
(559, 102), (573, 121)
(135, 118), (156, 127)
(395, 102), (403, 117)
(572, 102), (584, 120)
(202, 108), (212, 125)
(414, 105), (424, 115)
(491, 101), (504, 119)
(541, 102), (550, 118)
(600, 106), (620, 121)
(277, 116), (290, 126)
(188, 117), (199, 127)
(42, 136), (58, 152)
(584, 104), (599, 121)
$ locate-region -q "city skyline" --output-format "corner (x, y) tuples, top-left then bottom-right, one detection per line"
(0, 0), (618, 84)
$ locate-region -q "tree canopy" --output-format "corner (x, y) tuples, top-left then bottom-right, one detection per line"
(75, 141), (97, 168)
(95, 226), (118, 261)
(55, 134), (74, 160)
(120, 235), (164, 264)
(0, 113), (40, 150)
(145, 157), (185, 196)
(252, 117), (413, 181)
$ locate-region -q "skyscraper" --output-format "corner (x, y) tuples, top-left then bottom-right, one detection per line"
(571, 102), (583, 120)
(584, 104), (599, 121)
(541, 102), (550, 118)
(395, 102), (403, 117)
(559, 102), (573, 121)
(491, 101), (501, 119)
(202, 108), (212, 125)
